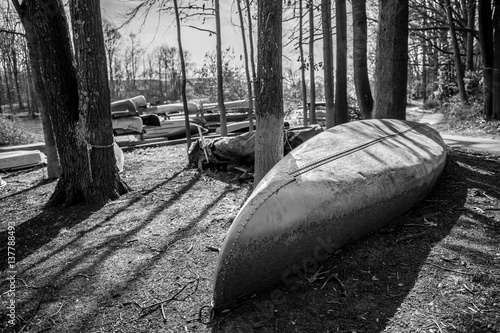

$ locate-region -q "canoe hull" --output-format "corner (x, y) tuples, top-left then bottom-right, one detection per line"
(0, 150), (47, 170)
(213, 119), (447, 310)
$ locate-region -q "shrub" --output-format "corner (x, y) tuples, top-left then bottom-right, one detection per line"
(0, 116), (38, 146)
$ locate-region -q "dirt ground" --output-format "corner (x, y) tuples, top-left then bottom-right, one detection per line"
(1, 126), (500, 332)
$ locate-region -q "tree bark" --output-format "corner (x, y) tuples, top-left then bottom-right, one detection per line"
(352, 0), (373, 119)
(478, 0), (493, 119)
(11, 48), (24, 109)
(299, 0), (308, 126)
(308, 0), (316, 124)
(321, 0), (335, 128)
(215, 0), (227, 136)
(173, 0), (191, 148)
(13, 0), (129, 206)
(67, 0), (129, 205)
(335, 0), (348, 125)
(254, 0), (284, 186)
(492, 2), (500, 120)
(444, 0), (468, 104)
(465, 0), (476, 72)
(237, 0), (254, 130)
(245, 0), (257, 105)
(373, 0), (409, 119)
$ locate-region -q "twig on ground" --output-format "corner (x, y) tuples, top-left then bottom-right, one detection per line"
(160, 303), (167, 323)
(321, 272), (346, 296)
(138, 278), (199, 318)
(205, 246), (219, 252)
(432, 319), (444, 333)
(17, 286), (51, 333)
(197, 305), (216, 324)
(71, 273), (95, 280)
(396, 230), (429, 243)
(426, 262), (474, 275)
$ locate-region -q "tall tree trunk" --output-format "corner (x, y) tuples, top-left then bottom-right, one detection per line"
(254, 0), (284, 186)
(421, 1), (429, 105)
(2, 61), (14, 113)
(465, 0), (476, 72)
(444, 0), (468, 103)
(373, 0), (408, 119)
(18, 14), (60, 178)
(478, 0), (493, 119)
(321, 0), (335, 128)
(352, 0), (373, 119)
(492, 2), (500, 120)
(14, 0), (128, 206)
(11, 48), (24, 109)
(299, 0), (308, 126)
(335, 0), (348, 125)
(173, 0), (191, 148)
(68, 0), (129, 205)
(215, 0), (227, 136)
(308, 0), (316, 124)
(245, 0), (257, 103)
(237, 0), (254, 130)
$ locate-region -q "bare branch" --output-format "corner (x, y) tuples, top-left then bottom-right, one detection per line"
(186, 25), (215, 35)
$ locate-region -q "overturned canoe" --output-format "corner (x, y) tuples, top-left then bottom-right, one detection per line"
(0, 150), (47, 171)
(213, 119), (447, 310)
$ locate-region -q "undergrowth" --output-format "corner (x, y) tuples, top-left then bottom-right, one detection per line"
(438, 97), (500, 139)
(0, 115), (38, 146)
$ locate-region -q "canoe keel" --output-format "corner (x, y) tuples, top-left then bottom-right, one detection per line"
(213, 119), (447, 310)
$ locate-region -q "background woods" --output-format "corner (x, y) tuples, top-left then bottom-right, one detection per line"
(1, 0), (498, 120)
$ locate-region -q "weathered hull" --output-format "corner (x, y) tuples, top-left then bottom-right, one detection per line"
(0, 150), (47, 170)
(213, 119), (447, 310)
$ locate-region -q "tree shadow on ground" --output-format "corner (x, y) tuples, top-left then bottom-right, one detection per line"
(209, 149), (496, 332)
(3, 166), (240, 332)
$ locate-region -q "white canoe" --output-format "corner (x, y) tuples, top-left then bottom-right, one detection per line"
(144, 102), (199, 115)
(202, 99), (253, 112)
(0, 150), (47, 170)
(111, 116), (143, 134)
(215, 121), (255, 134)
(213, 119), (447, 310)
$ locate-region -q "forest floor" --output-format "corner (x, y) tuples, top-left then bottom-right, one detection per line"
(1, 109), (499, 333)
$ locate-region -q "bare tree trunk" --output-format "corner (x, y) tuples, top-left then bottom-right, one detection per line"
(335, 0), (348, 125)
(422, 1), (428, 105)
(254, 0), (284, 186)
(492, 3), (500, 120)
(14, 0), (129, 206)
(373, 0), (408, 119)
(321, 0), (335, 128)
(2, 61), (14, 113)
(308, 0), (316, 124)
(478, 0), (493, 119)
(465, 0), (476, 72)
(68, 0), (129, 204)
(11, 48), (24, 109)
(299, 0), (308, 126)
(19, 17), (60, 178)
(245, 0), (257, 101)
(237, 0), (254, 130)
(444, 0), (468, 104)
(352, 0), (373, 119)
(173, 0), (191, 148)
(215, 0), (227, 136)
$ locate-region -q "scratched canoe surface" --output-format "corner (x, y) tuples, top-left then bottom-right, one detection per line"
(212, 119), (447, 310)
